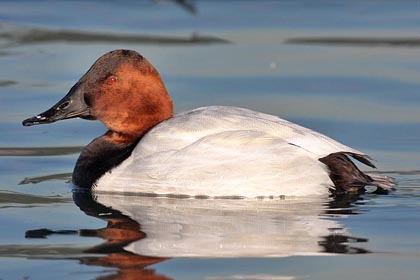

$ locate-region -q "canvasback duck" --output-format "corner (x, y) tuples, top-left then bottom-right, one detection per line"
(23, 49), (393, 197)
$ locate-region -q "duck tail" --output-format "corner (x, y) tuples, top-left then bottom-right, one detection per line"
(364, 172), (396, 193)
(319, 152), (395, 195)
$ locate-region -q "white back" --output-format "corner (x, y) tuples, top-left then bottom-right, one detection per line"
(96, 106), (361, 197)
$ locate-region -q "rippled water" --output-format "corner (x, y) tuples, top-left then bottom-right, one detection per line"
(1, 1), (420, 279)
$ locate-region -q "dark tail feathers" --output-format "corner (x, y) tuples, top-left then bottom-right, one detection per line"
(319, 152), (395, 195)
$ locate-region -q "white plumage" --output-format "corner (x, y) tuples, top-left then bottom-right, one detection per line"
(95, 106), (364, 197)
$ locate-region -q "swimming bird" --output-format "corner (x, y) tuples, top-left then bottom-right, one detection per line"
(22, 49), (393, 197)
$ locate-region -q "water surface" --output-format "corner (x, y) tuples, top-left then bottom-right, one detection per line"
(1, 1), (420, 279)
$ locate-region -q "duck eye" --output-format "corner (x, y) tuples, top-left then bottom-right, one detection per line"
(106, 76), (118, 84)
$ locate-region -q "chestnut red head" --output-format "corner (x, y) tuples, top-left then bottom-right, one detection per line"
(23, 50), (174, 143)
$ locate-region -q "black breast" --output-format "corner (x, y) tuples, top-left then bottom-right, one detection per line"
(72, 136), (138, 189)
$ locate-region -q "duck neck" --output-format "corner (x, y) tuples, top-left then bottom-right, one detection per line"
(72, 132), (140, 189)
(73, 79), (174, 189)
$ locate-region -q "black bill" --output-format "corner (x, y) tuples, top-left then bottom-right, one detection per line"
(22, 83), (91, 127)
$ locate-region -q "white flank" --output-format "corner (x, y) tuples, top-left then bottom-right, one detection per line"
(96, 106), (361, 197)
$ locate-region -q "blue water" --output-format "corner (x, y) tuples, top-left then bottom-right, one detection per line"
(1, 1), (420, 279)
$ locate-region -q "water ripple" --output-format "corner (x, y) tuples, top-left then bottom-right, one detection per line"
(0, 146), (83, 156)
(287, 37), (420, 47)
(0, 190), (71, 207)
(0, 24), (230, 48)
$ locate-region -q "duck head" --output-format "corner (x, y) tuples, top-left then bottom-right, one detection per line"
(23, 50), (174, 143)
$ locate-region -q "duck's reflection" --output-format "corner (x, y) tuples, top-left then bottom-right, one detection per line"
(91, 192), (368, 258)
(26, 191), (369, 279)
(73, 191), (169, 280)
